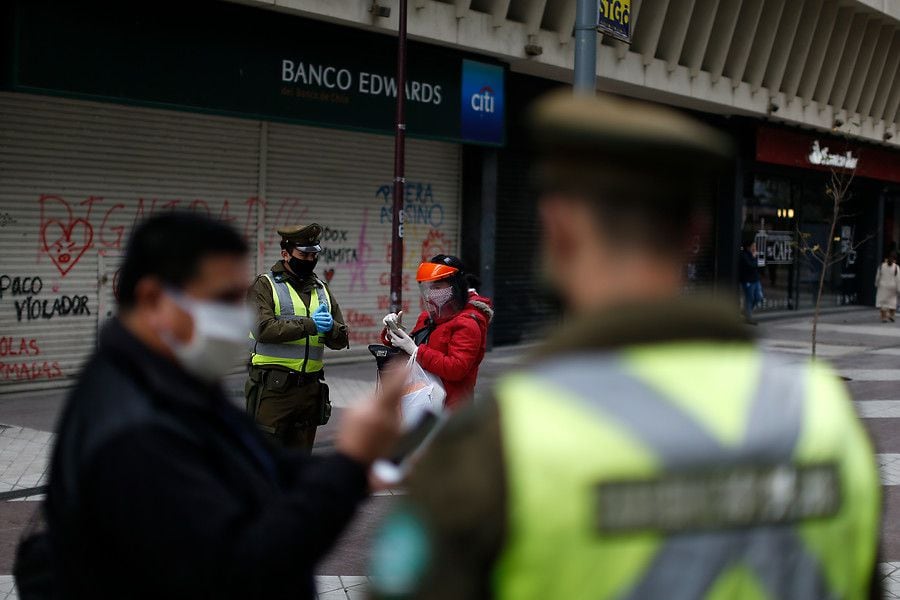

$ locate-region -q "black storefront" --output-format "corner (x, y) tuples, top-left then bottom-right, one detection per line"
(734, 123), (900, 313)
(483, 100), (900, 341)
(484, 83), (741, 345)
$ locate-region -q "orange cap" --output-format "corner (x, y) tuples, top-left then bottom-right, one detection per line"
(416, 262), (459, 282)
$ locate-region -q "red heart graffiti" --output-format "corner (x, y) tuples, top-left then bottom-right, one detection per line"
(324, 269), (335, 283)
(41, 219), (93, 277)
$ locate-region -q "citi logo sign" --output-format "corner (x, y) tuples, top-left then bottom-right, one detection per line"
(470, 86), (495, 113)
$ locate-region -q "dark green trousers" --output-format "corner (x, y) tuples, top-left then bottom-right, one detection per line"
(245, 366), (322, 453)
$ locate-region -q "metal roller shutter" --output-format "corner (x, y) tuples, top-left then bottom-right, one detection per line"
(493, 150), (558, 345)
(0, 92), (262, 393)
(265, 123), (461, 351)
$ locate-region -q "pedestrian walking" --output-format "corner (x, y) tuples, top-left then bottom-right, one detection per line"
(381, 255), (493, 410)
(370, 92), (880, 600)
(22, 213), (403, 600)
(738, 238), (763, 324)
(875, 253), (900, 322)
(246, 224), (349, 450)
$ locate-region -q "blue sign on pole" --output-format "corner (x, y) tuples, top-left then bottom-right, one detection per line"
(597, 0), (631, 43)
(460, 60), (505, 146)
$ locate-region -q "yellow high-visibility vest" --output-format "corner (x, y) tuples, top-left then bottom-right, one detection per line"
(249, 273), (331, 373)
(492, 343), (880, 600)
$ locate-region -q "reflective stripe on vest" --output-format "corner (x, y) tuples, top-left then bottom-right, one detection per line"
(249, 273), (331, 372)
(492, 345), (880, 600)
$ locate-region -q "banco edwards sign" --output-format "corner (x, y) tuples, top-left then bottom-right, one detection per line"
(9, 0), (506, 146)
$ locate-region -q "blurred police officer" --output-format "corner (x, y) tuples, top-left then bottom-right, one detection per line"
(246, 224), (349, 451)
(370, 92), (880, 599)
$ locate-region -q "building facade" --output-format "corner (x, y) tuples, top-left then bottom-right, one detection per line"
(0, 0), (505, 392)
(3, 0), (900, 392)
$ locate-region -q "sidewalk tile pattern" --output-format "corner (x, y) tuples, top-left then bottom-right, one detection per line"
(855, 401), (900, 419)
(879, 454), (900, 486)
(0, 427), (51, 495)
(0, 576), (372, 599)
(839, 369), (900, 382)
(881, 562), (900, 599)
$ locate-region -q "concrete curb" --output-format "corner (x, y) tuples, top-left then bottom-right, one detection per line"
(755, 305), (870, 323)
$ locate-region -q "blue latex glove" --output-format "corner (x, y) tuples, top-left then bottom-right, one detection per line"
(312, 303), (334, 334)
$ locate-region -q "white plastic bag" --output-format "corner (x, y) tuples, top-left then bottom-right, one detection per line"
(399, 356), (446, 428)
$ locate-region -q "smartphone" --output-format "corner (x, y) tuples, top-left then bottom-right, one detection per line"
(386, 318), (403, 335)
(372, 409), (443, 485)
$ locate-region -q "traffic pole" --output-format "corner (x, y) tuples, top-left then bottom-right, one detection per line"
(390, 0), (408, 315)
(573, 0), (597, 95)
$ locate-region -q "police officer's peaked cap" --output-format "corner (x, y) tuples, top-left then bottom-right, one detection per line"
(528, 90), (734, 170)
(277, 223), (323, 252)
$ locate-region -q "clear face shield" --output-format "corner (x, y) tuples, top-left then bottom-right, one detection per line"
(419, 277), (465, 322)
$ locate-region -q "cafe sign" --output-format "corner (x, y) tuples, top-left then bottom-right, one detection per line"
(755, 230), (794, 267)
(757, 126), (900, 184)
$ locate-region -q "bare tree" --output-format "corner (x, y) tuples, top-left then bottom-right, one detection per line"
(796, 158), (869, 358)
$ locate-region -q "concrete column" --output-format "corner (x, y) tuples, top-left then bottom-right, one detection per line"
(455, 0), (473, 19)
(780, 0), (824, 99)
(744, 0), (786, 93)
(871, 33), (900, 121)
(705, 0), (743, 83)
(761, 0), (805, 94)
(857, 27), (897, 118)
(681, 0), (721, 78)
(810, 6), (854, 106)
(795, 0), (839, 105)
(828, 13), (872, 108)
(843, 19), (883, 113)
(725, 0), (765, 86)
(631, 0), (671, 66)
(656, 0), (696, 72)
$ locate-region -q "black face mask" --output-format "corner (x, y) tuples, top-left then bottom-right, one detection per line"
(288, 256), (317, 276)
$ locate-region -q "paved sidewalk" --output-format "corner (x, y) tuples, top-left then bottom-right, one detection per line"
(0, 575), (372, 599)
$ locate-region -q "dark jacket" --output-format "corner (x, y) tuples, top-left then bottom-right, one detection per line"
(738, 249), (760, 284)
(45, 319), (367, 599)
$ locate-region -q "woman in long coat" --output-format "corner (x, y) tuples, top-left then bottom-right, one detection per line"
(875, 253), (900, 322)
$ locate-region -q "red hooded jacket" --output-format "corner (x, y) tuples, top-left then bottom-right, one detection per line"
(383, 292), (494, 410)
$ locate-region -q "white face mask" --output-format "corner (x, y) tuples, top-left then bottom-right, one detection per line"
(163, 290), (253, 383)
(425, 286), (455, 316)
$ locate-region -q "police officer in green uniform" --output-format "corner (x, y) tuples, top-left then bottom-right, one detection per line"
(370, 92), (881, 599)
(246, 224), (349, 451)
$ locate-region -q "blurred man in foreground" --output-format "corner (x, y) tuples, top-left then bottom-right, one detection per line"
(33, 213), (400, 599)
(371, 91), (880, 599)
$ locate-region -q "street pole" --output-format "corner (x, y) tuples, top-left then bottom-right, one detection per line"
(574, 0), (597, 95)
(390, 0), (408, 315)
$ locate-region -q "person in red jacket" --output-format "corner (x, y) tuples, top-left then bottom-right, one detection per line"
(382, 255), (493, 410)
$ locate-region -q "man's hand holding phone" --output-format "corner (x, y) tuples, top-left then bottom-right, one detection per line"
(335, 368), (405, 467)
